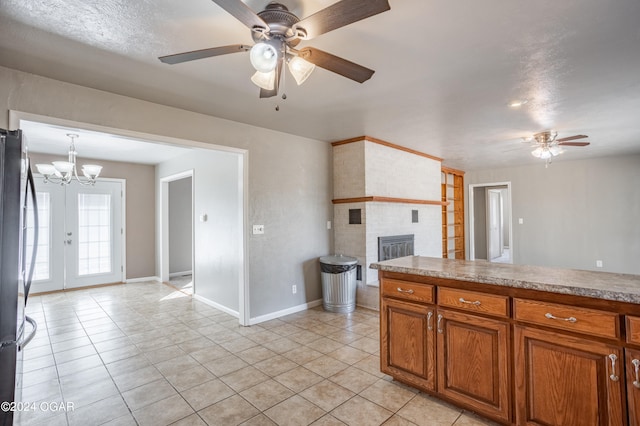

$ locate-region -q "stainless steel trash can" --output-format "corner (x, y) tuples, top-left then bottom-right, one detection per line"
(319, 255), (358, 313)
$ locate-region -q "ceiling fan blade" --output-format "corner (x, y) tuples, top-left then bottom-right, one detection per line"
(556, 134), (588, 142)
(298, 47), (374, 83)
(259, 61), (283, 99)
(159, 44), (251, 64)
(557, 142), (591, 146)
(211, 0), (269, 30)
(295, 0), (390, 39)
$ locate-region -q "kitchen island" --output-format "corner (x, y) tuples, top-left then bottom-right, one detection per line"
(371, 256), (640, 426)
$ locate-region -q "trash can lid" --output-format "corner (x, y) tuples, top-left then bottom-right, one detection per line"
(320, 254), (358, 266)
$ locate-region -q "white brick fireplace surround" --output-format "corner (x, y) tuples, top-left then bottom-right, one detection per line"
(332, 137), (444, 310)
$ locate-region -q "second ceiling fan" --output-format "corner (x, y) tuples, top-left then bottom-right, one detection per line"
(159, 0), (391, 98)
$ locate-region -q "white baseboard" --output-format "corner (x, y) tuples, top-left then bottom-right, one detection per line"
(169, 270), (193, 278)
(249, 299), (323, 325)
(193, 294), (239, 318)
(126, 276), (161, 283)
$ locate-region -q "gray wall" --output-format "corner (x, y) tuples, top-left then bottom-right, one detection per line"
(465, 154), (640, 274)
(29, 152), (156, 279)
(168, 177), (192, 275)
(158, 150), (242, 312)
(1, 65), (333, 321)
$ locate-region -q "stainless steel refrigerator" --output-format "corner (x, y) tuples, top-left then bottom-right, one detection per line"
(1, 129), (38, 426)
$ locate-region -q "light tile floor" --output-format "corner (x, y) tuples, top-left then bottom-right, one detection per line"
(18, 281), (497, 426)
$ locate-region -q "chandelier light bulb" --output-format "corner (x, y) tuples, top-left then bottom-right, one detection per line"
(250, 43), (278, 73)
(288, 56), (315, 85)
(251, 70), (276, 90)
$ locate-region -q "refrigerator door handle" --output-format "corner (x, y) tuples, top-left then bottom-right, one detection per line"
(24, 164), (38, 304)
(21, 316), (38, 349)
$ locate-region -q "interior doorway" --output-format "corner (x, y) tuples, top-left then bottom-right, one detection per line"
(469, 182), (513, 263)
(164, 173), (194, 295)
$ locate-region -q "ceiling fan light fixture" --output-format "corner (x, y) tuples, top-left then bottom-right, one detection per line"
(251, 70), (276, 90)
(250, 42), (279, 72)
(549, 145), (563, 156)
(288, 56), (315, 85)
(531, 147), (543, 158)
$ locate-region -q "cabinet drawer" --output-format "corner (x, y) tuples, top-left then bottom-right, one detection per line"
(514, 298), (620, 339)
(438, 288), (509, 318)
(627, 316), (640, 345)
(381, 279), (434, 304)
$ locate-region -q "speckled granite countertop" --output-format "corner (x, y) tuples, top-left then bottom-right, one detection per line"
(371, 256), (640, 304)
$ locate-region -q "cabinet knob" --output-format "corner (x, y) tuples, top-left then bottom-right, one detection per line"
(608, 354), (619, 382)
(458, 298), (481, 306)
(545, 312), (577, 323)
(427, 312), (433, 331)
(632, 359), (640, 389)
(397, 287), (415, 295)
(437, 314), (444, 334)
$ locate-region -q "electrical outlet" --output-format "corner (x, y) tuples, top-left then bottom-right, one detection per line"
(292, 285), (297, 294)
(596, 260), (603, 268)
(518, 218), (524, 225)
(327, 220), (332, 230)
(252, 225), (264, 235)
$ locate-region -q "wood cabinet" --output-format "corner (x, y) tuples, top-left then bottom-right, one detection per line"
(437, 308), (511, 423)
(379, 271), (640, 426)
(381, 280), (510, 424)
(514, 326), (625, 426)
(380, 297), (436, 391)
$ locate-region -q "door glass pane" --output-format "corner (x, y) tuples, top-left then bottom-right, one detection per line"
(77, 193), (111, 275)
(26, 192), (50, 281)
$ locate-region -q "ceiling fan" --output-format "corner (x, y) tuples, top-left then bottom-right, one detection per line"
(159, 0), (391, 98)
(525, 131), (590, 166)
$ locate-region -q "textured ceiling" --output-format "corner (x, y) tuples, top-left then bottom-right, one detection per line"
(1, 0), (639, 170)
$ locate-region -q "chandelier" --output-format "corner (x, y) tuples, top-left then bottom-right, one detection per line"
(35, 133), (103, 185)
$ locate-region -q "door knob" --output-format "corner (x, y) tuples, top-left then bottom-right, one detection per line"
(65, 239), (72, 245)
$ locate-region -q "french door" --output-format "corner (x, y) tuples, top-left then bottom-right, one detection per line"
(28, 177), (124, 292)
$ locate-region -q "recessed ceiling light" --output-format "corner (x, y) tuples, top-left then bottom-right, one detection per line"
(508, 99), (528, 108)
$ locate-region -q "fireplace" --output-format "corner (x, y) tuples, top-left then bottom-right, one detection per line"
(378, 234), (415, 261)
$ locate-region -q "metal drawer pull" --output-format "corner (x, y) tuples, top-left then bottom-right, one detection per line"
(632, 359), (640, 388)
(609, 354), (619, 382)
(459, 298), (481, 306)
(437, 314), (444, 334)
(397, 287), (414, 295)
(544, 312), (577, 323)
(427, 312), (433, 331)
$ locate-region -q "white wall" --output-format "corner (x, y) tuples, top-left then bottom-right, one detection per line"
(1, 65), (333, 321)
(168, 177), (192, 275)
(466, 154), (640, 274)
(159, 151), (241, 312)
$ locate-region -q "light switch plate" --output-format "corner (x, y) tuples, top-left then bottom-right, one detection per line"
(518, 218), (524, 224)
(252, 225), (264, 235)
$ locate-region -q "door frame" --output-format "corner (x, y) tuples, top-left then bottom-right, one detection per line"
(468, 181), (513, 262)
(9, 110), (250, 325)
(30, 176), (126, 291)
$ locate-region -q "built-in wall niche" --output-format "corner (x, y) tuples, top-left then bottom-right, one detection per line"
(349, 208), (362, 224)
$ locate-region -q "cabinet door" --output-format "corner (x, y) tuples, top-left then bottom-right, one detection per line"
(380, 297), (436, 391)
(515, 326), (626, 426)
(436, 309), (510, 423)
(626, 348), (640, 426)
